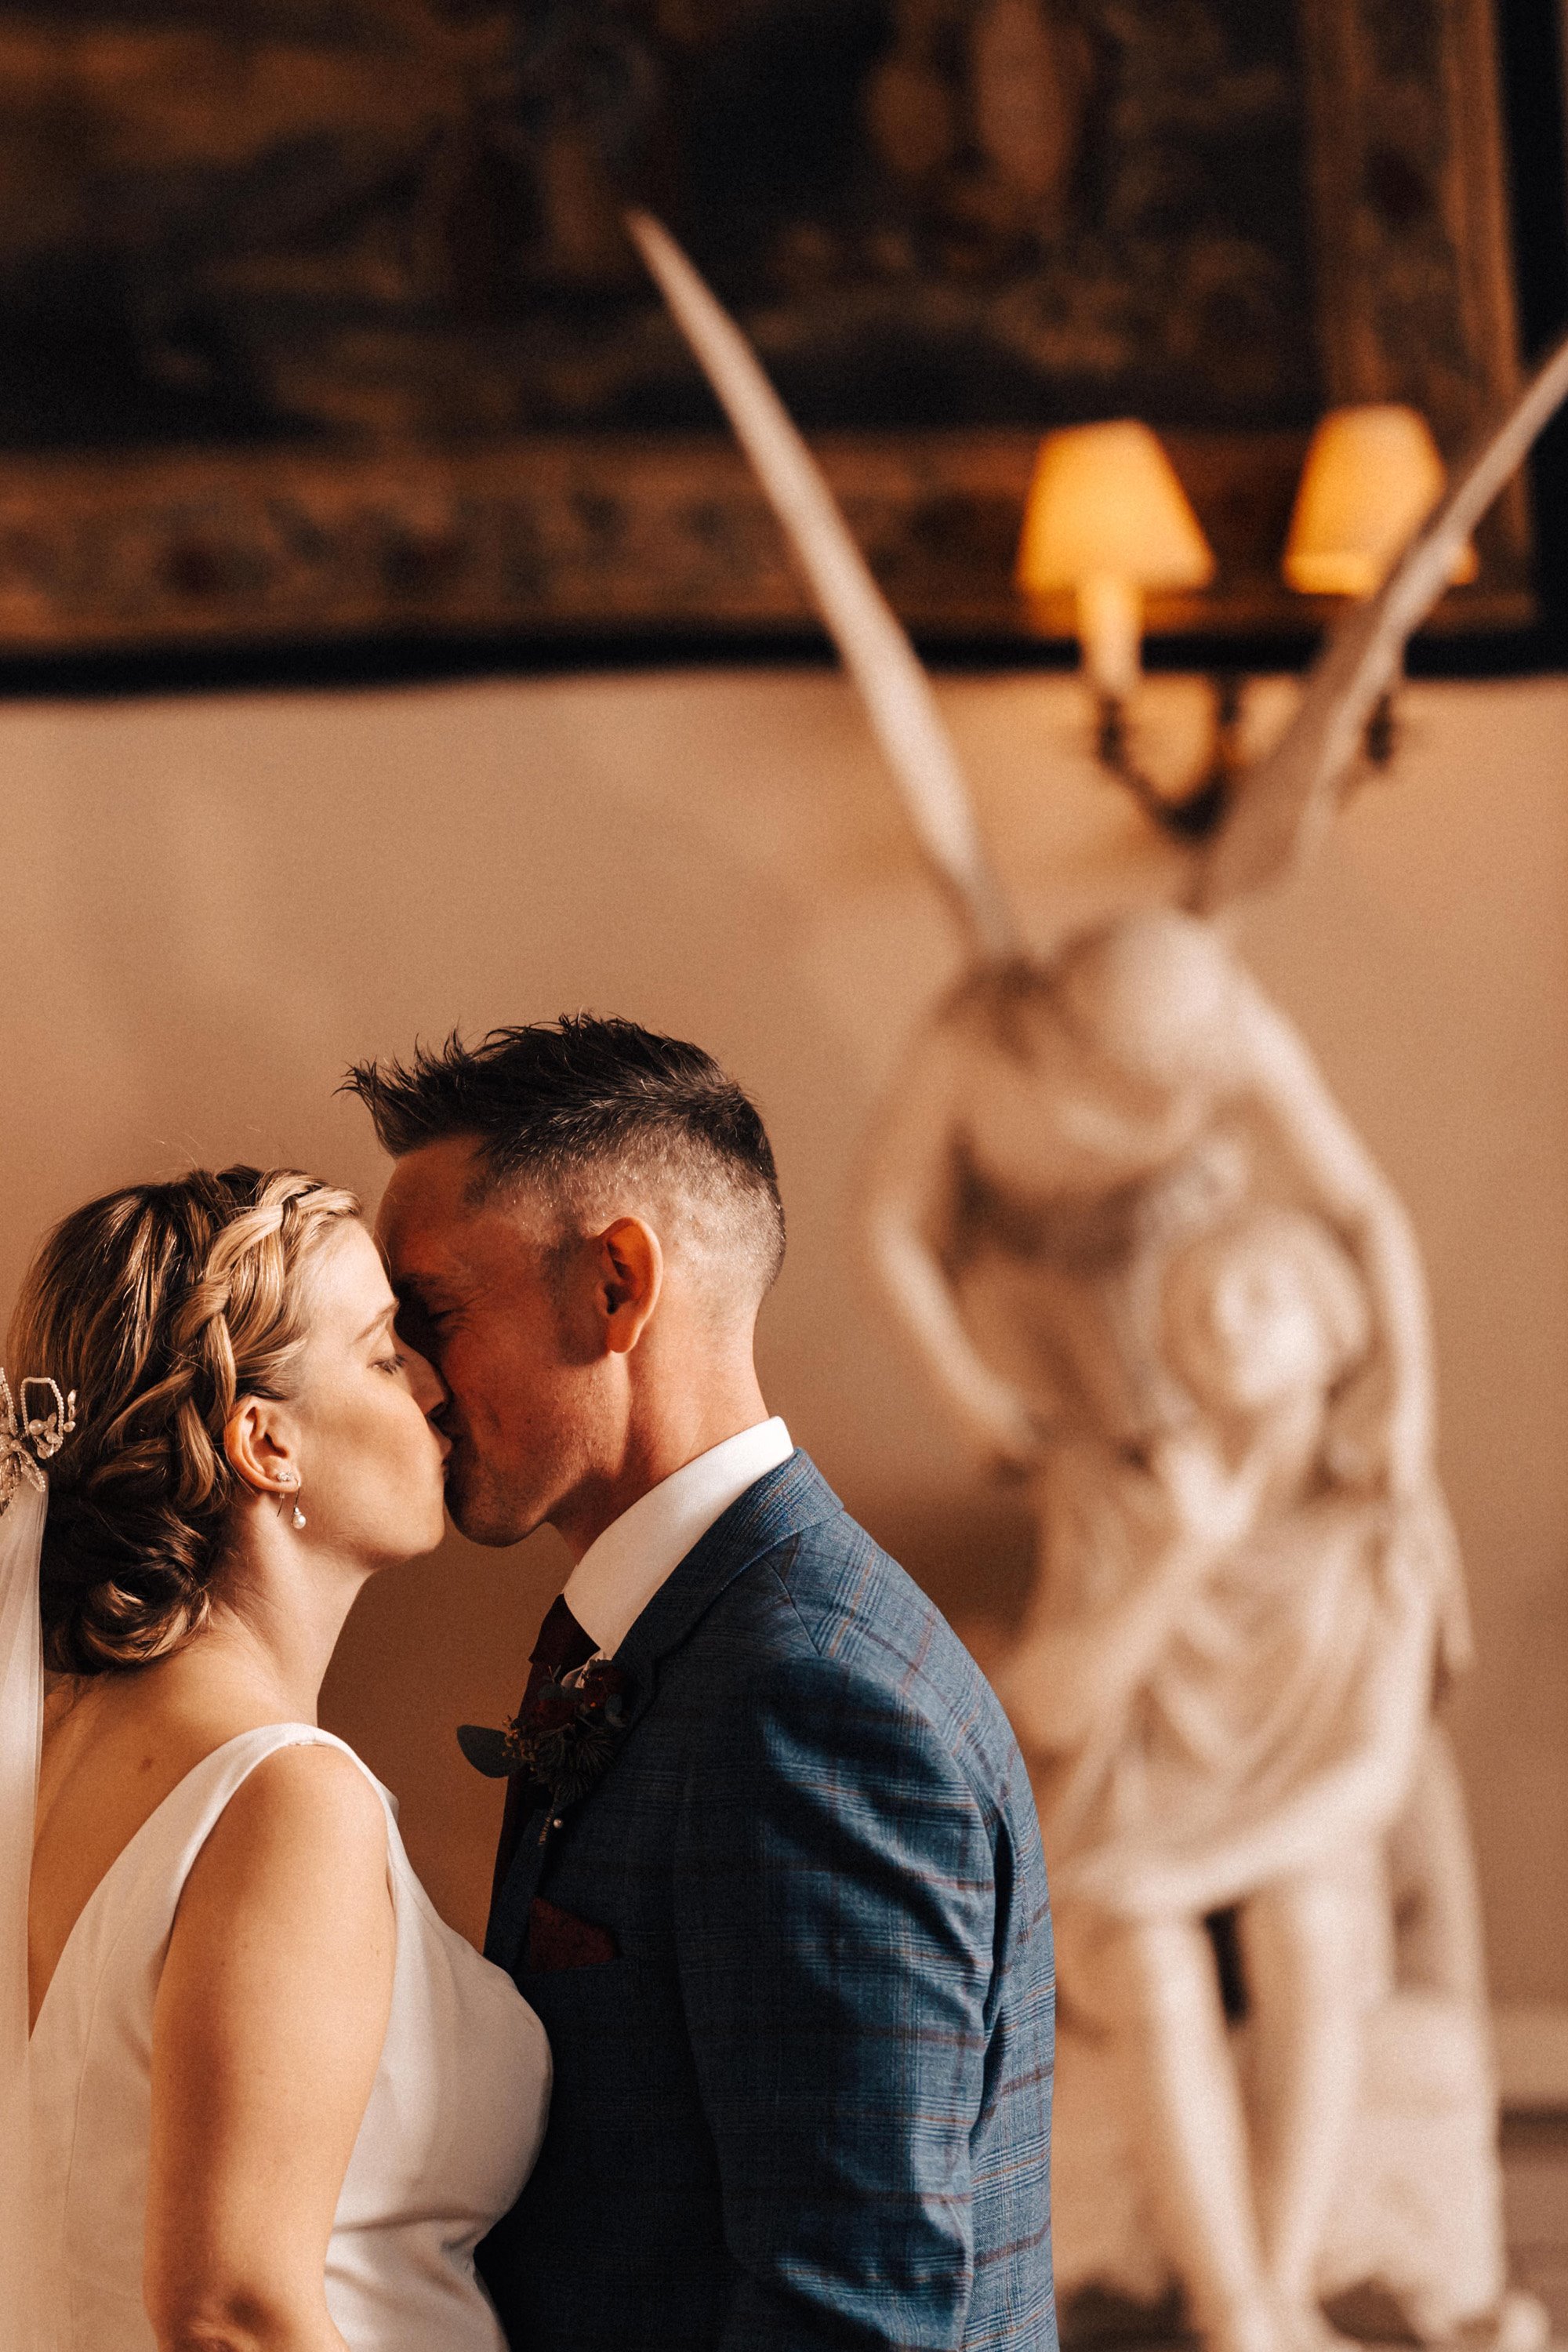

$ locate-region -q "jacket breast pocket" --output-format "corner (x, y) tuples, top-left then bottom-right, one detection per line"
(523, 1893), (619, 1973)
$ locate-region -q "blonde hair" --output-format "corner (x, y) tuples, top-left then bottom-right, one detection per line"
(8, 1166), (359, 1675)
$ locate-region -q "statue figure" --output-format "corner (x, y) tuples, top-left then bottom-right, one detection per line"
(859, 911), (1477, 2352)
(855, 912), (1435, 1494)
(627, 209), (1568, 2352)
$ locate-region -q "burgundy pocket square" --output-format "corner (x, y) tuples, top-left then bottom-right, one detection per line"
(524, 1894), (619, 1973)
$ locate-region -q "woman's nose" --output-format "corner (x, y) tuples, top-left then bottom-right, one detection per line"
(404, 1343), (448, 1419)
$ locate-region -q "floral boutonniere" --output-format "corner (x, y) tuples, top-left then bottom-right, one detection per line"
(458, 1656), (630, 1811)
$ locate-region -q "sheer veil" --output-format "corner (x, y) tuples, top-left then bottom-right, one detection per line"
(0, 1477), (42, 2343)
(1, 1375), (72, 2349)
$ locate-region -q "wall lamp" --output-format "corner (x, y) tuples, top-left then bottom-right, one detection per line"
(1015, 405), (1478, 838)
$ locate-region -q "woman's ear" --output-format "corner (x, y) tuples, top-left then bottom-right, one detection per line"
(595, 1218), (663, 1357)
(223, 1399), (299, 1498)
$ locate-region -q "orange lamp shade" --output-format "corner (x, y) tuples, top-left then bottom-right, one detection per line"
(1015, 422), (1214, 695)
(1014, 420), (1216, 597)
(1283, 405), (1479, 597)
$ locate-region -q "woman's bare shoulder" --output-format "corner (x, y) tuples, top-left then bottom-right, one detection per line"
(167, 1740), (394, 1997)
(198, 1737), (389, 1870)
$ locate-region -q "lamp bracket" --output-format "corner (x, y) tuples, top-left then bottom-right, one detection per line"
(1092, 674), (1396, 843)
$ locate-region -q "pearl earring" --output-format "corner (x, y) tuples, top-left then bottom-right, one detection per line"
(292, 1496), (307, 1530)
(277, 1471), (307, 1530)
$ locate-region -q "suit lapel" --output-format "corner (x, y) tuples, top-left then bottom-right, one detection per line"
(485, 1450), (842, 1971)
(609, 1450), (841, 1737)
(485, 1791), (554, 1966)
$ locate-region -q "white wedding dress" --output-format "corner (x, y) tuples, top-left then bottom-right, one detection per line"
(28, 1723), (550, 2352)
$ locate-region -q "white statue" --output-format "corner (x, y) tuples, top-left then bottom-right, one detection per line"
(859, 914), (1481, 2352)
(627, 211), (1568, 2352)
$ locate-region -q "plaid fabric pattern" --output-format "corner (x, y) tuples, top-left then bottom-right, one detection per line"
(479, 1453), (1056, 2352)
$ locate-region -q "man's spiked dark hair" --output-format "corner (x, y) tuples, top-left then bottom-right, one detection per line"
(345, 1015), (785, 1294)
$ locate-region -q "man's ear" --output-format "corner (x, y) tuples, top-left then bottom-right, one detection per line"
(223, 1398), (300, 1499)
(594, 1218), (662, 1356)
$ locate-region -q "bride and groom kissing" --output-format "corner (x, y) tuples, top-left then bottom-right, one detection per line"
(12, 1014), (1057, 2352)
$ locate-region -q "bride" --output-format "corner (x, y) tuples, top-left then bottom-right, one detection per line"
(5, 1165), (551, 2352)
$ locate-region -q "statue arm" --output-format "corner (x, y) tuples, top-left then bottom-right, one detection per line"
(1233, 978), (1435, 1496)
(860, 1028), (1047, 1474)
(1002, 1430), (1270, 1752)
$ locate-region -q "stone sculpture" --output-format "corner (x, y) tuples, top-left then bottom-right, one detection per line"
(858, 909), (1511, 2352)
(629, 211), (1568, 2352)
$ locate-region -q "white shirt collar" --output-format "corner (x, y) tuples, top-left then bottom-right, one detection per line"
(563, 1417), (794, 1657)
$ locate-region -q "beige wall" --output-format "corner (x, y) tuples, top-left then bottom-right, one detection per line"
(3, 666), (1564, 2000)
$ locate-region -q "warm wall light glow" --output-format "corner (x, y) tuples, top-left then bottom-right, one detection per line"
(1283, 405), (1479, 597)
(1015, 420), (1215, 695)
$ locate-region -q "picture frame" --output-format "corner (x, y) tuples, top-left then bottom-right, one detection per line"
(0, 0), (1534, 667)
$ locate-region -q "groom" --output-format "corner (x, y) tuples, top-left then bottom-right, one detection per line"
(354, 1016), (1056, 2352)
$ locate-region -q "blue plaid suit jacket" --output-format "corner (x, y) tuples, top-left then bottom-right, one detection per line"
(478, 1451), (1057, 2352)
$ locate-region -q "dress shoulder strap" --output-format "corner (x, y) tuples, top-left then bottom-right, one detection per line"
(88, 1728), (397, 1958)
(153, 1725), (397, 1886)
(31, 1726), (399, 2059)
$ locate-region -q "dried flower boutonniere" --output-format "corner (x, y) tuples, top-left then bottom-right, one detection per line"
(458, 1655), (630, 1812)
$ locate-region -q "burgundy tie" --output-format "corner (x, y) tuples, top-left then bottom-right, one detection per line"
(490, 1595), (598, 1904)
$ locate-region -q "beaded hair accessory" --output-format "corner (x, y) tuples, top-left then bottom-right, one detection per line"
(0, 1370), (77, 1515)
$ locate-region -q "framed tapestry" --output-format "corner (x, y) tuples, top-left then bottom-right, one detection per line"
(0, 0), (1532, 662)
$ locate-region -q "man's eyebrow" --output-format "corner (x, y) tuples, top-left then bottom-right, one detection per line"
(392, 1270), (461, 1308)
(390, 1265), (445, 1297)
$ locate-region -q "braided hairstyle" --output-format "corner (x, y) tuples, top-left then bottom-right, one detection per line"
(7, 1167), (359, 1675)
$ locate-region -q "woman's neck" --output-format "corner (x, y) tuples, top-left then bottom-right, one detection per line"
(161, 1512), (376, 1726)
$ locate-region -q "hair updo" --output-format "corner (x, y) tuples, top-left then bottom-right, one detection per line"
(7, 1166), (359, 1676)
